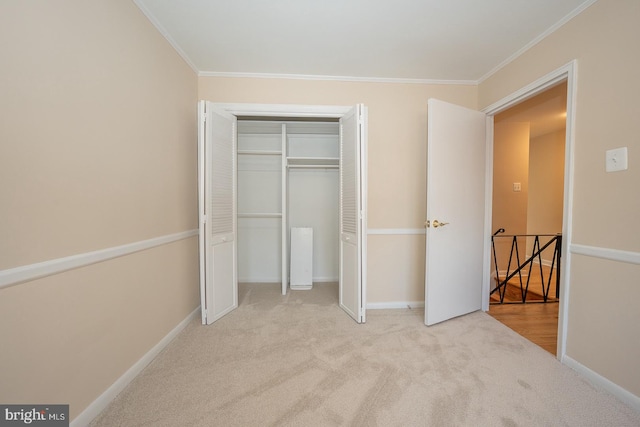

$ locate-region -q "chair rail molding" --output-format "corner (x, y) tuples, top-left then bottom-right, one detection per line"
(570, 243), (640, 265)
(367, 228), (426, 235)
(0, 230), (199, 290)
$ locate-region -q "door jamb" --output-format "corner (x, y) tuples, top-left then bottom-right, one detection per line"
(215, 103), (351, 118)
(210, 103), (366, 318)
(480, 60), (577, 361)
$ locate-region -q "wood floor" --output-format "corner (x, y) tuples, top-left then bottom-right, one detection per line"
(488, 301), (559, 355)
(487, 265), (559, 356)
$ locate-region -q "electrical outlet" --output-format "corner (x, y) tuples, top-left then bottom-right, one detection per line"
(513, 182), (521, 192)
(606, 147), (628, 172)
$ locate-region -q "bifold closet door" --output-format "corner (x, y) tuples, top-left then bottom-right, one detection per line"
(198, 101), (238, 325)
(339, 105), (367, 324)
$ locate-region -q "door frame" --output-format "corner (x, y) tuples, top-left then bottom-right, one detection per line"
(481, 60), (577, 360)
(210, 102), (367, 318)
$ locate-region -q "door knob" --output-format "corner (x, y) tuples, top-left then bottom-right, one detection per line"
(426, 219), (449, 228)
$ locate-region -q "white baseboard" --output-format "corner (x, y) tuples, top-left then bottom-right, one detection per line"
(311, 277), (338, 283)
(238, 277), (338, 284)
(367, 301), (425, 310)
(238, 277), (281, 283)
(562, 355), (640, 413)
(70, 307), (200, 427)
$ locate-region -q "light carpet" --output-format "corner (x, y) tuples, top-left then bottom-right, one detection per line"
(89, 283), (640, 426)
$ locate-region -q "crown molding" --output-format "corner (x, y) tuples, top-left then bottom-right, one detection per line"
(198, 71), (477, 86)
(478, 0), (598, 84)
(133, 0), (200, 74)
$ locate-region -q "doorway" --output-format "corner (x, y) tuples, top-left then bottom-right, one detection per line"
(198, 103), (368, 325)
(487, 82), (566, 355)
(481, 62), (576, 359)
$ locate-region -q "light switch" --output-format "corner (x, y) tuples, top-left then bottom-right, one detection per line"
(513, 182), (521, 192)
(606, 147), (628, 172)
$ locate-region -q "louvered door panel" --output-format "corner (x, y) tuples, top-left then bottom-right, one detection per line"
(210, 112), (235, 236)
(341, 117), (357, 235)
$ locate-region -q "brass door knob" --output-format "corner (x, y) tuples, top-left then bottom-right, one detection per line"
(427, 219), (449, 228)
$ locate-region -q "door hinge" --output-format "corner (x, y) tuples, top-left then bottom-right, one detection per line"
(202, 214), (207, 224)
(358, 106), (365, 125)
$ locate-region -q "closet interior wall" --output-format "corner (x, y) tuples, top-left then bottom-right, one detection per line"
(237, 119), (340, 290)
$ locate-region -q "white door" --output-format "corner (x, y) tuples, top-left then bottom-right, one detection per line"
(339, 105), (367, 323)
(198, 101), (238, 325)
(425, 99), (487, 326)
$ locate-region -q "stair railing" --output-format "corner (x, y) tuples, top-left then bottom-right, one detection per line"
(491, 230), (562, 303)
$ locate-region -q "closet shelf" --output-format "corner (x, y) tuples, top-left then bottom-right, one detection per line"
(287, 157), (339, 167)
(238, 150), (282, 156)
(238, 213), (282, 218)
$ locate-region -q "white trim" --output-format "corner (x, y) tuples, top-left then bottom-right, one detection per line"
(214, 102), (369, 318)
(562, 355), (640, 413)
(367, 228), (426, 235)
(367, 301), (425, 310)
(70, 307), (200, 427)
(478, 0), (597, 83)
(198, 71), (477, 86)
(132, 1), (199, 73)
(198, 101), (207, 324)
(313, 277), (339, 283)
(237, 277), (339, 284)
(214, 103), (351, 118)
(0, 230), (198, 290)
(482, 61), (577, 362)
(281, 123), (288, 296)
(557, 61), (578, 362)
(523, 256), (558, 269)
(482, 61), (575, 115)
(493, 269), (533, 278)
(360, 104), (369, 324)
(482, 115), (495, 312)
(571, 244), (640, 265)
(237, 278), (282, 284)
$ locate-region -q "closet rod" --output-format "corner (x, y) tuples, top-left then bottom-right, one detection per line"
(237, 150), (282, 156)
(238, 213), (282, 218)
(287, 165), (339, 169)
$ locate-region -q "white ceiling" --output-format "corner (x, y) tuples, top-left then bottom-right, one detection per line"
(134, 0), (595, 83)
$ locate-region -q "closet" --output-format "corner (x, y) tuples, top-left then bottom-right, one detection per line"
(236, 119), (340, 294)
(198, 102), (366, 326)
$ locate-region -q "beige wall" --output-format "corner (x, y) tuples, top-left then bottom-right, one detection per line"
(527, 129), (565, 236)
(479, 0), (640, 396)
(0, 0), (199, 420)
(527, 129), (565, 258)
(199, 77), (477, 303)
(491, 122), (530, 271)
